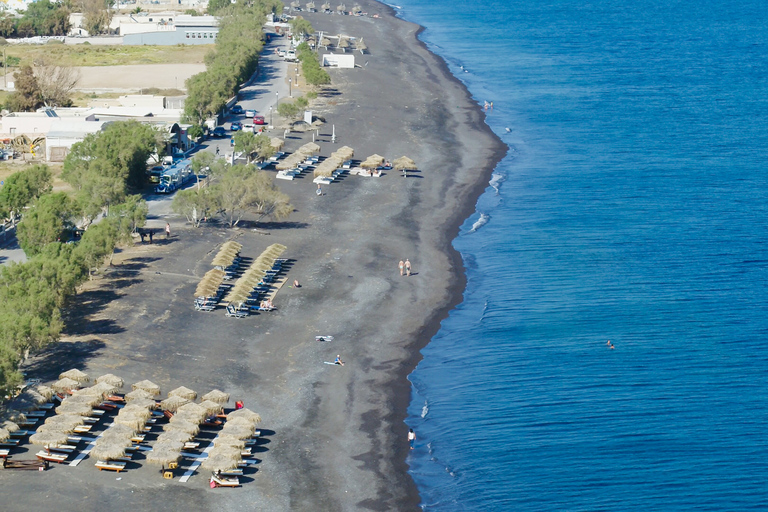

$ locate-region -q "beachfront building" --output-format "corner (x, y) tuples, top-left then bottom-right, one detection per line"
(123, 15), (219, 45)
(0, 95), (189, 161)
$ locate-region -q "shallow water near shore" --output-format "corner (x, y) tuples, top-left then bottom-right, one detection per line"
(395, 0), (768, 509)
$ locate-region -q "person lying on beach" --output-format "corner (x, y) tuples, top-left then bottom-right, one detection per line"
(293, 279), (301, 288)
(334, 355), (345, 366)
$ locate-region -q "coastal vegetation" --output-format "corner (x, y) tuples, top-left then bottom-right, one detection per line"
(0, 44), (210, 69)
(296, 42), (331, 87)
(183, 0), (282, 125)
(0, 120), (159, 394)
(172, 153), (291, 228)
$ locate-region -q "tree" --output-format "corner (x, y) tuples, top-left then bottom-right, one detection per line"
(289, 17), (313, 37)
(33, 57), (80, 107)
(62, 121), (160, 226)
(233, 130), (258, 163)
(254, 133), (275, 162)
(16, 192), (79, 257)
(6, 65), (42, 112)
(212, 164), (291, 227)
(21, 0), (70, 36)
(277, 100), (301, 121)
(81, 0), (113, 35)
(172, 187), (217, 227)
(73, 219), (118, 277)
(109, 194), (147, 238)
(0, 165), (53, 222)
(187, 124), (204, 141)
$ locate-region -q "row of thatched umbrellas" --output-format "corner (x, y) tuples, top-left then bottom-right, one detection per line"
(275, 142), (322, 171)
(211, 240), (243, 269)
(223, 244), (287, 307)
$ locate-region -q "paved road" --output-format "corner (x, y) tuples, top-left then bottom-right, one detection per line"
(1, 35), (293, 264)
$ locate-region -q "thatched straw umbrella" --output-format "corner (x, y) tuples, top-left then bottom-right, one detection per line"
(1, 411), (26, 424)
(2, 420), (20, 433)
(168, 386), (197, 401)
(290, 0), (300, 8)
(209, 446), (243, 461)
(119, 405), (152, 421)
(336, 3), (346, 14)
(355, 37), (367, 54)
(393, 156), (417, 171)
(153, 440), (185, 453)
(95, 373), (124, 388)
(201, 453), (241, 472)
(76, 381), (118, 397)
(59, 368), (90, 383)
(320, 36), (332, 48)
(212, 252), (237, 268)
(160, 396), (190, 413)
(333, 145), (354, 160)
(202, 389), (230, 405)
(321, 1), (330, 10)
(36, 385), (54, 401)
(306, 1), (315, 10)
(298, 142), (321, 155)
(127, 398), (158, 410)
(55, 402), (93, 416)
(220, 425), (254, 440)
(224, 416), (257, 432)
(164, 419), (199, 436)
(52, 377), (81, 393)
(227, 408), (262, 424)
(270, 137), (284, 150)
(63, 394), (102, 407)
(125, 388), (154, 402)
(21, 390), (48, 405)
(176, 402), (207, 421)
(352, 4), (361, 13)
(30, 431), (69, 450)
(113, 413), (148, 432)
(170, 410), (204, 425)
(221, 240), (242, 252)
(38, 416), (83, 433)
(146, 447), (181, 467)
(338, 36), (349, 51)
(132, 380), (161, 396)
(90, 441), (128, 461)
(0, 427), (10, 442)
(361, 154), (385, 169)
(100, 424), (137, 439)
(199, 400), (224, 416)
(214, 436), (246, 449)
(157, 429), (194, 444)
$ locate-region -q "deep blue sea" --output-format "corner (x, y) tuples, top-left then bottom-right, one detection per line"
(393, 0), (768, 510)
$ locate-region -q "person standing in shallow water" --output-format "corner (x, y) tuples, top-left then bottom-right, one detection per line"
(408, 428), (416, 449)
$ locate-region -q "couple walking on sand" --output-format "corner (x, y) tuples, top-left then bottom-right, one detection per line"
(398, 259), (412, 276)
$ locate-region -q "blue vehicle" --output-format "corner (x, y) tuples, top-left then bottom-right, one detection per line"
(212, 127), (226, 137)
(154, 159), (193, 194)
(231, 105), (244, 115)
(231, 121), (242, 131)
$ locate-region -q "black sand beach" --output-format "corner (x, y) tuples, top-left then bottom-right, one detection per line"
(0, 1), (506, 509)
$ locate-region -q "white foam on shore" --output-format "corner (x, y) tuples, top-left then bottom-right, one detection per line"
(489, 173), (505, 193)
(468, 213), (489, 233)
(421, 400), (429, 418)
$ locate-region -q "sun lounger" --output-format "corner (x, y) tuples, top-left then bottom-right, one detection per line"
(73, 425), (92, 433)
(106, 394), (125, 403)
(130, 434), (145, 443)
(25, 411), (47, 418)
(95, 460), (126, 472)
(3, 458), (48, 470)
(221, 467), (244, 476)
(36, 451), (68, 463)
(211, 473), (240, 487)
(67, 436), (84, 444)
(18, 419), (38, 427)
(47, 444), (77, 453)
(225, 305), (249, 318)
(0, 449), (9, 458)
(94, 403), (118, 411)
(82, 417), (98, 425)
(0, 439), (20, 447)
(276, 171), (295, 180)
(9, 430), (30, 438)
(183, 442), (200, 450)
(37, 403), (54, 410)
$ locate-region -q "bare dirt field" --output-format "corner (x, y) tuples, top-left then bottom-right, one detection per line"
(74, 63), (206, 93)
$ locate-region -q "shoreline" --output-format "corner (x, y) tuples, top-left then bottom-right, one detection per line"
(379, 13), (510, 512)
(0, 2), (508, 510)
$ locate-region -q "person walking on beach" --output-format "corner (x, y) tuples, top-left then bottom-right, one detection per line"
(405, 259), (412, 276)
(165, 222), (171, 239)
(316, 184), (322, 196)
(408, 428), (416, 449)
(399, 259), (405, 276)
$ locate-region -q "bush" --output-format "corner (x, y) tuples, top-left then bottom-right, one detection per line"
(47, 39), (64, 45)
(306, 91), (317, 99)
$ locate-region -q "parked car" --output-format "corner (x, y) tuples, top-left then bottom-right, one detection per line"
(242, 124), (255, 133)
(212, 127), (227, 137)
(231, 121), (242, 131)
(245, 109), (256, 118)
(252, 115), (266, 125)
(231, 105), (244, 115)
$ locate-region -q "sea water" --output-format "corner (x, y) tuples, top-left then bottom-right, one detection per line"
(394, 0), (768, 510)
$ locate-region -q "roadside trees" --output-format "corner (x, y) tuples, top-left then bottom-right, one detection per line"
(213, 164), (291, 227)
(33, 58), (80, 107)
(290, 17), (313, 38)
(233, 131), (258, 163)
(6, 65), (42, 112)
(254, 134), (275, 162)
(16, 192), (80, 257)
(172, 187), (217, 228)
(0, 165), (53, 222)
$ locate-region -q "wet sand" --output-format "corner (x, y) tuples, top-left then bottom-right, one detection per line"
(0, 1), (506, 510)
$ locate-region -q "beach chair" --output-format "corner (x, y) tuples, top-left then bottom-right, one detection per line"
(0, 439), (20, 447)
(9, 430), (31, 438)
(131, 434), (145, 444)
(25, 411), (47, 418)
(47, 444), (77, 454)
(37, 403), (54, 410)
(95, 460), (126, 472)
(36, 451), (68, 464)
(211, 473), (241, 487)
(183, 441), (200, 450)
(225, 305), (249, 318)
(73, 425), (93, 434)
(0, 449), (9, 458)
